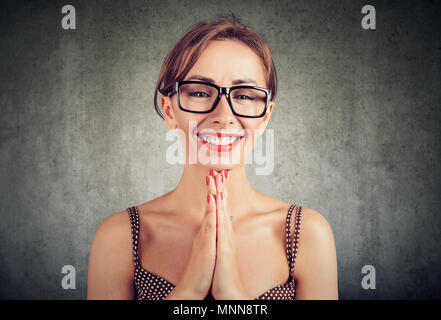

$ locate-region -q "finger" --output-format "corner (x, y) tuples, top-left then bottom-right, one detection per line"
(204, 193), (217, 237)
(210, 170), (221, 193)
(218, 170), (230, 230)
(221, 169), (227, 183)
(222, 170), (228, 200)
(220, 187), (235, 246)
(215, 190), (226, 248)
(214, 170), (224, 194)
(218, 188), (232, 241)
(206, 175), (217, 195)
(219, 189), (232, 236)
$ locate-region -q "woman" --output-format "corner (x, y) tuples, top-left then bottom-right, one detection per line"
(87, 14), (338, 300)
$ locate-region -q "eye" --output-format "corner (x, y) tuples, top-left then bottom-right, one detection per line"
(234, 94), (254, 100)
(189, 91), (210, 97)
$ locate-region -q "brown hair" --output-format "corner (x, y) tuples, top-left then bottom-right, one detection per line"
(153, 13), (278, 119)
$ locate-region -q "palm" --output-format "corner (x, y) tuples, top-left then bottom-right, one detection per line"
(208, 170), (249, 300)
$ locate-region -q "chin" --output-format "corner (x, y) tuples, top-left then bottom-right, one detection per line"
(199, 163), (237, 171)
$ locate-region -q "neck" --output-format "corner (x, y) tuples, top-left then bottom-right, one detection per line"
(167, 164), (259, 222)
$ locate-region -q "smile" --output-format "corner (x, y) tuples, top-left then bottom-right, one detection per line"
(197, 132), (244, 152)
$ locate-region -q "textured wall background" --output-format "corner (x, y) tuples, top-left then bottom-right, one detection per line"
(1, 0), (440, 299)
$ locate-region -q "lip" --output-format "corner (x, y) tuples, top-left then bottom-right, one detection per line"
(198, 132), (244, 138)
(197, 131), (245, 152)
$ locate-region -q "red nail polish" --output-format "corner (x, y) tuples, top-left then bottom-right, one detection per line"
(209, 170), (214, 177)
(221, 174), (223, 183)
(207, 194), (210, 204)
(225, 170), (228, 179)
(221, 192), (223, 200)
(206, 176), (209, 186)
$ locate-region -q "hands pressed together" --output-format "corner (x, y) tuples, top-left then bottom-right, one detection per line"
(167, 169), (251, 300)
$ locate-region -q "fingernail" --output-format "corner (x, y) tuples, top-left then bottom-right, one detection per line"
(206, 176), (209, 186)
(207, 194), (210, 204)
(209, 170), (214, 177)
(221, 174), (223, 183)
(225, 170), (228, 179)
(221, 192), (223, 200)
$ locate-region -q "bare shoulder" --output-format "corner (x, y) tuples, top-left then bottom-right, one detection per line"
(298, 207), (335, 242)
(295, 207), (336, 264)
(293, 207), (339, 299)
(87, 208), (135, 299)
(91, 209), (133, 248)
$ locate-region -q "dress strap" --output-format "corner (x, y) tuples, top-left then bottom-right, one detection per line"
(285, 205), (295, 280)
(127, 206), (140, 268)
(291, 206), (303, 279)
(285, 205), (303, 281)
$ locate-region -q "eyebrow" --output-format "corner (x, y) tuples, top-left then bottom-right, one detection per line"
(185, 75), (258, 86)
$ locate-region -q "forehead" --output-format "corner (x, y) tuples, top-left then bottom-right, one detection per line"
(186, 39), (267, 87)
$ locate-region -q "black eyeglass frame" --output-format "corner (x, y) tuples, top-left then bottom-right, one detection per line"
(166, 80), (272, 118)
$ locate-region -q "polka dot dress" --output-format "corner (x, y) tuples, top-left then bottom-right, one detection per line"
(127, 204), (303, 300)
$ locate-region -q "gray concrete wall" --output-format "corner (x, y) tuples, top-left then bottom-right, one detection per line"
(1, 0), (440, 299)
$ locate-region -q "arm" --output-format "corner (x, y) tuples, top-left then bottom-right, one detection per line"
(293, 208), (339, 300)
(87, 210), (136, 299)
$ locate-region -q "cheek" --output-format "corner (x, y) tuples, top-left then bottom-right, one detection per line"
(242, 121), (262, 144)
(174, 110), (199, 133)
(175, 116), (203, 148)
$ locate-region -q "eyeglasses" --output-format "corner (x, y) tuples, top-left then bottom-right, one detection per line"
(166, 80), (272, 118)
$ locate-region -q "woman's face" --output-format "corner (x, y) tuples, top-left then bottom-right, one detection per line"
(161, 39), (274, 170)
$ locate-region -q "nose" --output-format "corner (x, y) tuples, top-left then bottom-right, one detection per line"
(210, 93), (235, 123)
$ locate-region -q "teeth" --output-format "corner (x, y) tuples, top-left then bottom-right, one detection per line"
(199, 134), (240, 145)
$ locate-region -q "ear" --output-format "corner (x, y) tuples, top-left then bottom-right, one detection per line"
(257, 101), (274, 132)
(161, 94), (178, 130)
